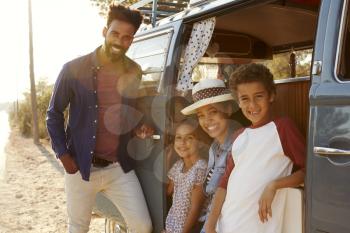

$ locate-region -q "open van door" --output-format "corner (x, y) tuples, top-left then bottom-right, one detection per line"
(307, 0), (350, 232)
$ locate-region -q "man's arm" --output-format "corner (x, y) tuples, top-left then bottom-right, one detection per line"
(121, 61), (156, 139)
(131, 61), (159, 139)
(205, 188), (227, 233)
(46, 64), (77, 173)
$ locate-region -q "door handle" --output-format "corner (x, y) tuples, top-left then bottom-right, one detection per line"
(314, 146), (350, 167)
(314, 146), (350, 156)
(152, 135), (161, 140)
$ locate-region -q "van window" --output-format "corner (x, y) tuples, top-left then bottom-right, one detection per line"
(337, 1), (350, 81)
(261, 49), (312, 80)
(127, 29), (173, 95)
(176, 1), (318, 90)
(188, 48), (312, 84)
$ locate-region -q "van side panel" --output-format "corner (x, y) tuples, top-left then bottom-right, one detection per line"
(307, 1), (350, 233)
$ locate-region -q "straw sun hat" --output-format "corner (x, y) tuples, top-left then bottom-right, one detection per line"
(181, 79), (234, 115)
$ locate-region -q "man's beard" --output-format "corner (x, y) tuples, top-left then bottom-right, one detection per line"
(104, 40), (126, 62)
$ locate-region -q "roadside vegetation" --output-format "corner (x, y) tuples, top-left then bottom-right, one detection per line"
(8, 79), (53, 139)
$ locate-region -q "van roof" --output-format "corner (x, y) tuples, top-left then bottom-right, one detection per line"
(139, 0), (320, 30)
(138, 0), (242, 31)
(138, 0), (319, 51)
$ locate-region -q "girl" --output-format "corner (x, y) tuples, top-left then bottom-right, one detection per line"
(181, 78), (248, 232)
(165, 119), (208, 233)
(165, 96), (191, 172)
(165, 96), (212, 172)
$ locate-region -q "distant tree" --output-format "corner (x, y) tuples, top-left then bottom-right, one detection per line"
(262, 53), (290, 80)
(295, 49), (312, 77)
(261, 49), (312, 80)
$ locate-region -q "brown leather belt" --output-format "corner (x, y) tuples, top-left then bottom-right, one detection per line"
(92, 155), (114, 168)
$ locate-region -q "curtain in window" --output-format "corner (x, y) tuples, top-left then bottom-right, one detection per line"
(176, 17), (216, 92)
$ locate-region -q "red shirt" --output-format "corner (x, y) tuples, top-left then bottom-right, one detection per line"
(94, 65), (122, 162)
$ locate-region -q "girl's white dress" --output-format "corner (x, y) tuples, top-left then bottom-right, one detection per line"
(166, 159), (207, 233)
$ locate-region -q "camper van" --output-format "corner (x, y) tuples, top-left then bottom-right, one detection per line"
(93, 0), (350, 232)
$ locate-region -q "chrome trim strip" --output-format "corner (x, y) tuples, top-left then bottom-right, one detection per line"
(133, 49), (167, 59)
(274, 76), (310, 84)
(314, 146), (350, 156)
(134, 28), (174, 42)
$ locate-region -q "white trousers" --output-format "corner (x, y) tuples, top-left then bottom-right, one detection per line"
(65, 163), (152, 233)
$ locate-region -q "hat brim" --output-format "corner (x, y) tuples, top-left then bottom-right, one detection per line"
(181, 94), (234, 115)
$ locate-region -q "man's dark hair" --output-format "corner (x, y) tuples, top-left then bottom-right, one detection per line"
(107, 4), (143, 33)
(229, 63), (276, 96)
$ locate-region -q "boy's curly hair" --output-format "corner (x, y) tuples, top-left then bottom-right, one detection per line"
(229, 63), (276, 96)
(107, 4), (143, 33)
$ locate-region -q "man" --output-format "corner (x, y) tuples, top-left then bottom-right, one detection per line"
(46, 5), (152, 233)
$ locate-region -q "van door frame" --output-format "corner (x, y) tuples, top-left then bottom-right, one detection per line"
(130, 19), (185, 233)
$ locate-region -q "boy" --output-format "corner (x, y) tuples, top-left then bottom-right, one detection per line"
(205, 64), (306, 233)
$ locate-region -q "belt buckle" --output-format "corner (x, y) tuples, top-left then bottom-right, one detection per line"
(92, 156), (111, 168)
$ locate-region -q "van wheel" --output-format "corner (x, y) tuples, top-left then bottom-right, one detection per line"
(105, 218), (127, 233)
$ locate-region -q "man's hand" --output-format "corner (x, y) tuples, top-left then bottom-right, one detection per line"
(135, 123), (155, 139)
(258, 182), (277, 223)
(59, 153), (79, 174)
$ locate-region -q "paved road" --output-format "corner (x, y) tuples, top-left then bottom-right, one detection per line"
(0, 110), (10, 179)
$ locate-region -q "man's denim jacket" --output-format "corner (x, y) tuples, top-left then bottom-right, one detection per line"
(46, 47), (143, 181)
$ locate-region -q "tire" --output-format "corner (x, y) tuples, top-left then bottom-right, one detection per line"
(105, 218), (127, 233)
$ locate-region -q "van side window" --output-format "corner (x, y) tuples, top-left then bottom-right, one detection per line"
(127, 29), (173, 95)
(188, 49), (312, 84)
(261, 49), (312, 80)
(338, 2), (350, 81)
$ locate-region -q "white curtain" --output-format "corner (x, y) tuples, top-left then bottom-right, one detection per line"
(176, 17), (216, 92)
